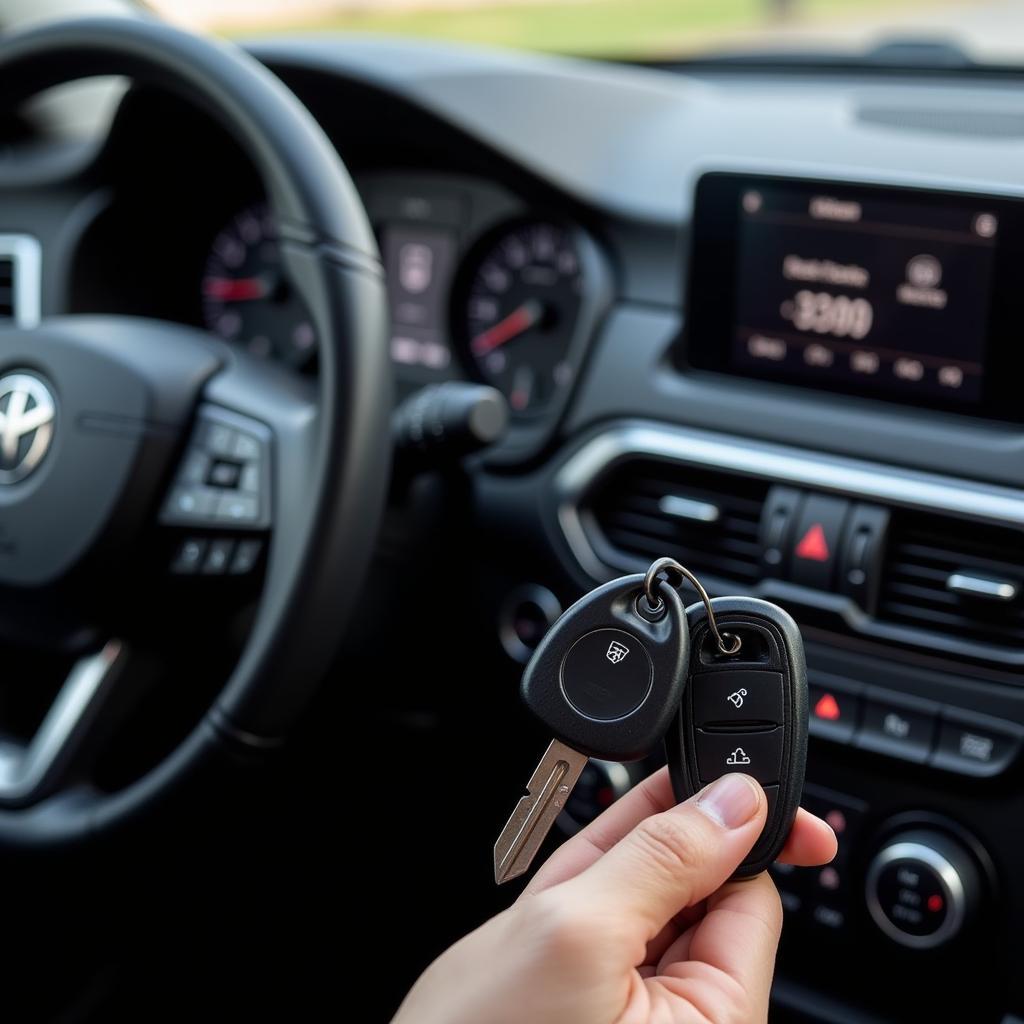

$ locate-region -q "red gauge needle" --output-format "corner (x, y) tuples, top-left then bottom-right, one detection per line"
(202, 276), (270, 302)
(470, 299), (543, 356)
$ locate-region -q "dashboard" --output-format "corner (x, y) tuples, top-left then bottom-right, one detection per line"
(9, 37), (1024, 1023)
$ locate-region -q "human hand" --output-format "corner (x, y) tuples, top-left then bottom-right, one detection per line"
(392, 768), (837, 1024)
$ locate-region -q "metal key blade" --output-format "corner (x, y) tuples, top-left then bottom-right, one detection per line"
(494, 739), (588, 885)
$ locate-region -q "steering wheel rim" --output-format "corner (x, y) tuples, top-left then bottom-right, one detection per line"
(0, 17), (391, 845)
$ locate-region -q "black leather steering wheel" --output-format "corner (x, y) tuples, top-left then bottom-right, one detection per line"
(0, 18), (390, 845)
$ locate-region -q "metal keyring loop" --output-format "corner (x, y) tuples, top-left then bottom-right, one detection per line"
(643, 557), (742, 655)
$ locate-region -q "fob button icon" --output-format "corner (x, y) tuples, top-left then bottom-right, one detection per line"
(696, 727), (784, 785)
(691, 672), (785, 727)
(560, 628), (653, 722)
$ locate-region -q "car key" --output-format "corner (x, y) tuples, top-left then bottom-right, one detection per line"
(494, 561), (736, 884)
(666, 593), (808, 878)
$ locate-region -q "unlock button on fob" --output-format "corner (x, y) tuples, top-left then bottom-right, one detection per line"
(692, 671), (784, 727)
(696, 728), (784, 785)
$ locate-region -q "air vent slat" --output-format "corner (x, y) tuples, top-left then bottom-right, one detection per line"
(879, 513), (1024, 651)
(0, 257), (12, 320)
(586, 459), (768, 587)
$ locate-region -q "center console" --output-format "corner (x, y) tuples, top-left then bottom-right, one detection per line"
(526, 171), (1024, 1022)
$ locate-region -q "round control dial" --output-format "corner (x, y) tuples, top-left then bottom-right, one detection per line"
(866, 829), (981, 949)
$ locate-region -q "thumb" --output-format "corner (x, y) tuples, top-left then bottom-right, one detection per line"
(557, 773), (767, 938)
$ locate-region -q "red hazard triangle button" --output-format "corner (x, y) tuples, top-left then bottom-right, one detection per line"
(788, 496), (848, 589)
(795, 523), (830, 562)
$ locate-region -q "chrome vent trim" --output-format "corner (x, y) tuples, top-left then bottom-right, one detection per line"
(555, 422), (1024, 584)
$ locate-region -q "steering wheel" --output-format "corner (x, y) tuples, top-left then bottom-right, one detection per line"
(0, 18), (390, 846)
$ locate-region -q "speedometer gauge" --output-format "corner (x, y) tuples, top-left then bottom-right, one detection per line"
(201, 201), (317, 368)
(457, 221), (586, 415)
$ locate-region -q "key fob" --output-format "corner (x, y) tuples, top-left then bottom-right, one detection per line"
(521, 574), (689, 762)
(667, 596), (808, 878)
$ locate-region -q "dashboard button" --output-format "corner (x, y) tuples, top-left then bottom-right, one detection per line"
(808, 682), (860, 743)
(692, 671), (784, 727)
(790, 495), (850, 591)
(856, 699), (936, 763)
(759, 486), (802, 577)
(837, 503), (889, 613)
(696, 728), (783, 785)
(931, 713), (1022, 777)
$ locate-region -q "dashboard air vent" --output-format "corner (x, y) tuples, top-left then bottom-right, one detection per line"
(587, 459), (768, 586)
(0, 256), (13, 321)
(879, 513), (1024, 650)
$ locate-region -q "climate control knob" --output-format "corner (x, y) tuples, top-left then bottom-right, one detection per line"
(866, 829), (982, 949)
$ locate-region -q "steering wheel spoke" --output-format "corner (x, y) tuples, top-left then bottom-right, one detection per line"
(0, 640), (129, 806)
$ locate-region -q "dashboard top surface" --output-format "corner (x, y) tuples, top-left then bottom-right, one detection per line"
(250, 36), (1024, 224)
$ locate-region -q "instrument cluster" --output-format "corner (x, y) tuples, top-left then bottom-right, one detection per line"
(199, 173), (611, 425)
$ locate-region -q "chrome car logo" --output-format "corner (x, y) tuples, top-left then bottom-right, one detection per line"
(0, 373), (56, 484)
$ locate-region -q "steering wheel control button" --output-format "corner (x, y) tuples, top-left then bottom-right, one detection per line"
(866, 831), (981, 949)
(232, 432), (262, 462)
(692, 671), (784, 727)
(207, 459), (242, 489)
(216, 493), (259, 523)
(790, 495), (850, 591)
(202, 539), (235, 574)
(170, 537), (207, 574)
(695, 728), (784, 785)
(560, 629), (653, 721)
(164, 486), (218, 522)
(161, 407), (271, 529)
(808, 682), (861, 743)
(230, 539), (264, 575)
(204, 422), (239, 458)
(856, 698), (936, 763)
(931, 712), (1023, 777)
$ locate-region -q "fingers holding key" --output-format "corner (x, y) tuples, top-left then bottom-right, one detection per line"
(523, 766), (837, 900)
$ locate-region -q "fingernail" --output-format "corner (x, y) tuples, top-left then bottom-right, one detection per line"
(695, 774), (762, 829)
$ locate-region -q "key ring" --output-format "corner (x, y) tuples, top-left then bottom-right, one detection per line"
(643, 557), (742, 655)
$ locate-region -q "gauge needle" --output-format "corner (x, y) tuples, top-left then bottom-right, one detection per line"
(470, 299), (543, 356)
(202, 276), (270, 302)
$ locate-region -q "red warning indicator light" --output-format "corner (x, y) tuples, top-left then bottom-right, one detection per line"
(927, 894), (944, 913)
(814, 693), (842, 721)
(796, 523), (830, 562)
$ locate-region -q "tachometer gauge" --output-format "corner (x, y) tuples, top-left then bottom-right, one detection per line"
(457, 221), (587, 415)
(201, 201), (317, 368)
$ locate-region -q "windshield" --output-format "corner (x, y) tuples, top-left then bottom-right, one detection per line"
(142, 0), (1024, 66)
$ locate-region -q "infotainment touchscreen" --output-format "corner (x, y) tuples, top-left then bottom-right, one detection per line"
(685, 173), (1024, 420)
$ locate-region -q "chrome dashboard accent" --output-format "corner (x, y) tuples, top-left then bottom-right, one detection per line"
(946, 573), (1019, 602)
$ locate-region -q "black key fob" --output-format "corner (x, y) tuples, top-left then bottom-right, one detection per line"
(666, 596), (808, 878)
